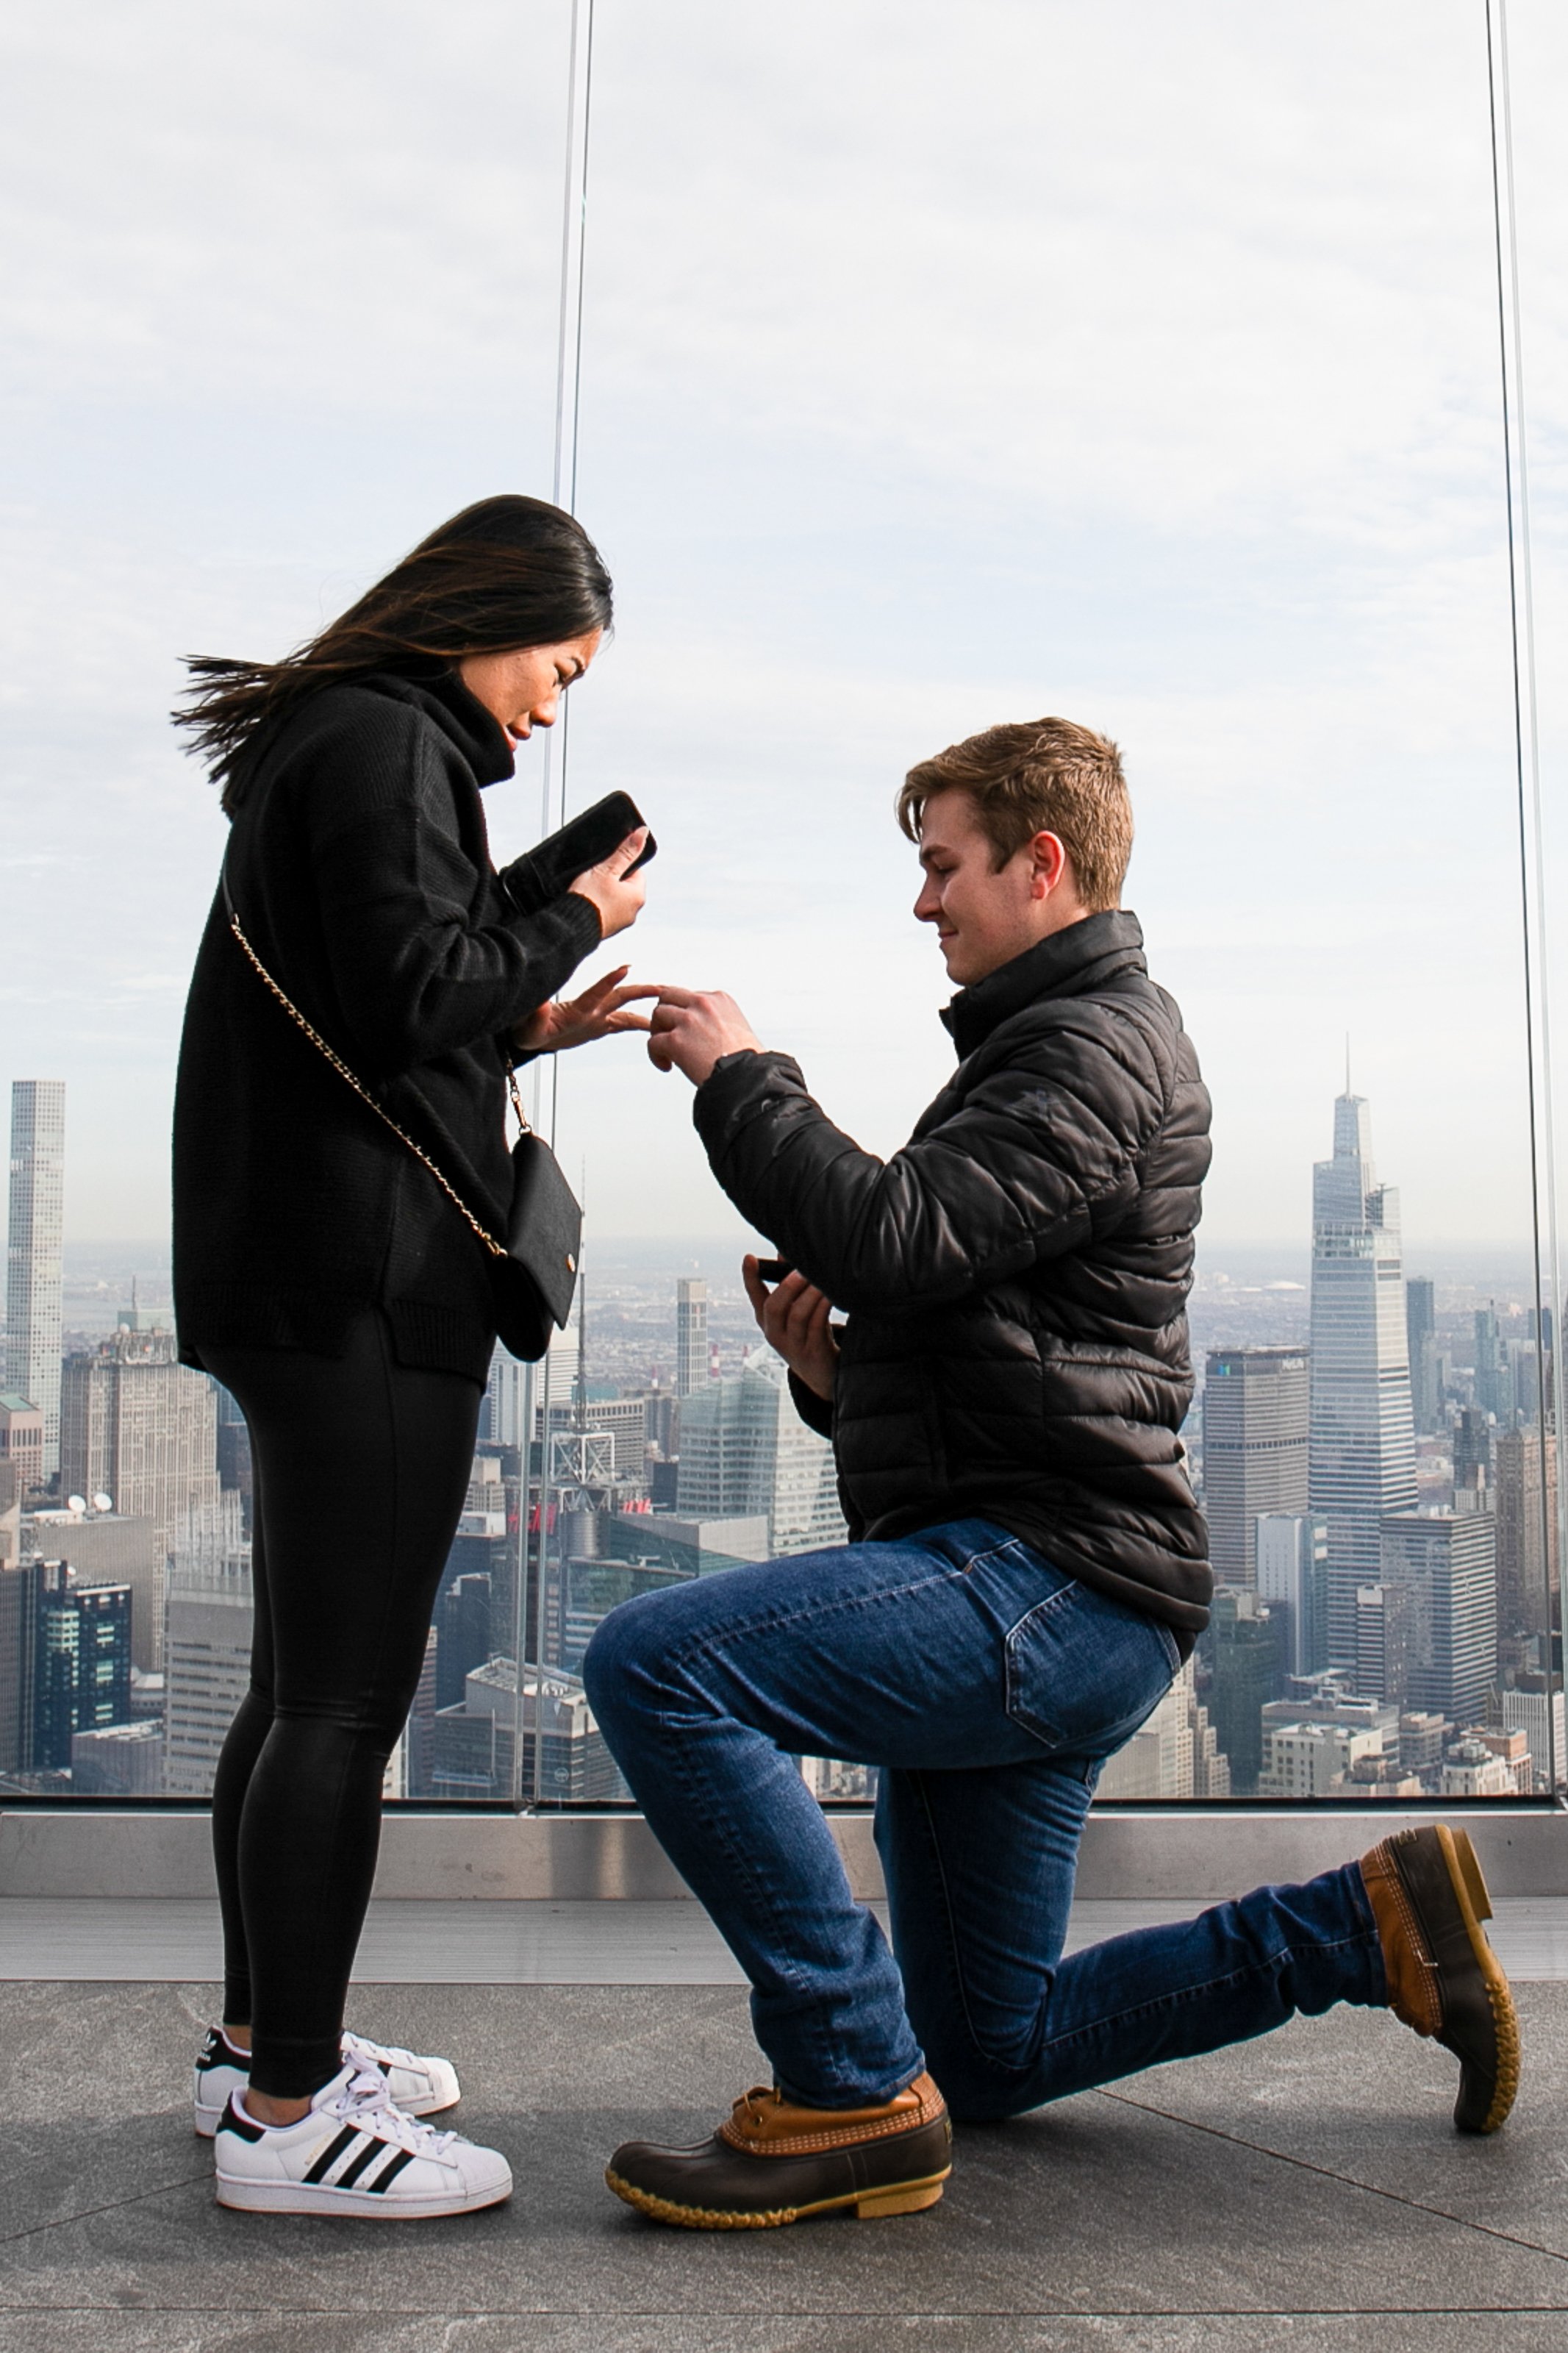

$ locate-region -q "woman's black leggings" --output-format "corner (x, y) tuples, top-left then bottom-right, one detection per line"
(204, 1310), (484, 2097)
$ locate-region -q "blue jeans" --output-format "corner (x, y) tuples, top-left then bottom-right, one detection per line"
(582, 1519), (1386, 2118)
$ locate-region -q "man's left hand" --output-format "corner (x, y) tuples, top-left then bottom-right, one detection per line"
(648, 988), (763, 1086)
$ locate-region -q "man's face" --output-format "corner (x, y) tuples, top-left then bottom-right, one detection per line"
(912, 787), (1085, 987)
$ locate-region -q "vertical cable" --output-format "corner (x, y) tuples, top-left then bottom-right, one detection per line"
(1485, 0), (1560, 1797)
(523, 0), (598, 1782)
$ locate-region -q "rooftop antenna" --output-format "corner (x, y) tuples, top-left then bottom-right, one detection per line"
(1345, 1035), (1351, 1095)
(575, 1262), (589, 1432)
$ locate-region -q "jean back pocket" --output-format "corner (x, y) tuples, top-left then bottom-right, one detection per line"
(1004, 1578), (1181, 1760)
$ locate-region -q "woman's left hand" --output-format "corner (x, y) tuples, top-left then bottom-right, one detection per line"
(514, 967), (659, 1056)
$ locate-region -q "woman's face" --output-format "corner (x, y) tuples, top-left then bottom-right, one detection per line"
(459, 631), (603, 748)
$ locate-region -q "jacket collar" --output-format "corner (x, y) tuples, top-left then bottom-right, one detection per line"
(940, 910), (1147, 1060)
(359, 665), (517, 788)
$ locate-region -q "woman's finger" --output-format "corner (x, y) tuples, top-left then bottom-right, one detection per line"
(570, 968), (628, 1010)
(606, 826), (649, 876)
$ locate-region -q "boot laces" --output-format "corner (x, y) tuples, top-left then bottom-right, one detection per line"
(733, 2085), (782, 2132)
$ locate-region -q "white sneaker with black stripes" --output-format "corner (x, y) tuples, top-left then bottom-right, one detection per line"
(213, 2063), (512, 2218)
(194, 2027), (460, 2138)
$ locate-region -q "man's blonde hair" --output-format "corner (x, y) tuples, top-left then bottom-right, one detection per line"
(896, 716), (1132, 912)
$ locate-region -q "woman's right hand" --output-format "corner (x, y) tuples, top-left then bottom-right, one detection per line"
(570, 827), (648, 940)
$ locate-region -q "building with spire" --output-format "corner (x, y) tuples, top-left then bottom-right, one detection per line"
(1308, 1085), (1417, 1671)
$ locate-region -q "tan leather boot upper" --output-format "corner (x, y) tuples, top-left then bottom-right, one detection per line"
(1361, 1838), (1444, 2036)
(718, 2072), (948, 2158)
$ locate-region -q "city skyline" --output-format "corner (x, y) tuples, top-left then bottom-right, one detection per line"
(4, 1056), (1564, 1807)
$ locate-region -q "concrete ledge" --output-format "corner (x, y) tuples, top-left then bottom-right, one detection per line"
(4, 1804), (1565, 1901)
(1070, 1806), (1568, 1900)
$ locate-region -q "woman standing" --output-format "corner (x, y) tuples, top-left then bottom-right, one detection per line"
(172, 495), (649, 2218)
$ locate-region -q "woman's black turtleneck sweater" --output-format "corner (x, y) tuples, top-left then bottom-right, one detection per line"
(173, 669), (601, 1385)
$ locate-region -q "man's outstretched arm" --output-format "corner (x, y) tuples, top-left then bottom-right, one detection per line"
(648, 987), (1173, 1318)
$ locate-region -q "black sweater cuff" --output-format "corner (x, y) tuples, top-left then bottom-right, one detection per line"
(496, 891), (604, 1069)
(507, 888), (602, 969)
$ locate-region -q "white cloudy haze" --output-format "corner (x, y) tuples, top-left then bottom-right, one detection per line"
(2, 0), (1566, 1255)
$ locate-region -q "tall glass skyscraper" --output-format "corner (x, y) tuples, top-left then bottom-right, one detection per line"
(1308, 1089), (1417, 1671)
(5, 1080), (66, 1479)
(676, 1277), (708, 1397)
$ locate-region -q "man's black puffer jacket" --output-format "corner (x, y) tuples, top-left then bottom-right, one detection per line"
(692, 911), (1214, 1636)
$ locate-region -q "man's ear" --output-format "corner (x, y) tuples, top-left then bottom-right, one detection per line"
(1028, 831), (1071, 900)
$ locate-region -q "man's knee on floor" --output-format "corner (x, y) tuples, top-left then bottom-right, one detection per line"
(927, 2049), (1046, 2125)
(908, 2006), (1048, 2126)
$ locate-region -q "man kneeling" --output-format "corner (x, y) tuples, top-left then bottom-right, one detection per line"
(583, 718), (1518, 2230)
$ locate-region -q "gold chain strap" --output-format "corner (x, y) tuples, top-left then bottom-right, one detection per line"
(227, 909), (512, 1262)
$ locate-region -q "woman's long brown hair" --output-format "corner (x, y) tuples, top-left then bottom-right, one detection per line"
(173, 494), (613, 812)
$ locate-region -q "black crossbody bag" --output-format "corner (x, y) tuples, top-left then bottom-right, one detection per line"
(221, 863), (580, 1363)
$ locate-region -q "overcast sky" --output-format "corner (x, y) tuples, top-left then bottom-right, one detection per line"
(3, 0), (1566, 1257)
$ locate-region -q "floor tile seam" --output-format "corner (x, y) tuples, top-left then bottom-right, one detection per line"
(1090, 2085), (1568, 2264)
(5, 2304), (1568, 2321)
(0, 2172), (213, 2249)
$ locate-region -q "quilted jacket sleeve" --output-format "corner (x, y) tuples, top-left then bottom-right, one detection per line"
(691, 1010), (1171, 1317)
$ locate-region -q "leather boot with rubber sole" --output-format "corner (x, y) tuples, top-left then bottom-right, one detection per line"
(1359, 1822), (1520, 2133)
(606, 2072), (952, 2229)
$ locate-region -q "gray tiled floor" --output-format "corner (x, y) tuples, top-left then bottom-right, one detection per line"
(1, 1970), (1567, 2350)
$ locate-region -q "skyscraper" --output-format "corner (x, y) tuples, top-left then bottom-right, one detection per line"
(1473, 1304), (1510, 1423)
(676, 1350), (845, 1555)
(0, 1555), (40, 1777)
(1453, 1407), (1492, 1493)
(1256, 1510), (1330, 1678)
(1406, 1277), (1439, 1435)
(163, 1507), (252, 1796)
(58, 1326), (221, 1667)
(1380, 1508), (1497, 1727)
(0, 1396), (45, 1499)
(5, 1081), (65, 1477)
(32, 1566), (132, 1770)
(1308, 1089), (1416, 1670)
(1206, 1587), (1286, 1792)
(676, 1278), (708, 1398)
(1201, 1349), (1309, 1586)
(1493, 1425), (1558, 1643)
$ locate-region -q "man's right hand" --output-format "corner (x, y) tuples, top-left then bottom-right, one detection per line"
(570, 827), (648, 940)
(742, 1255), (839, 1402)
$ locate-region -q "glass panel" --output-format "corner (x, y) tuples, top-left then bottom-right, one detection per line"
(1, 3), (579, 1804)
(4, 2), (1562, 1815)
(524, 1), (1564, 1807)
